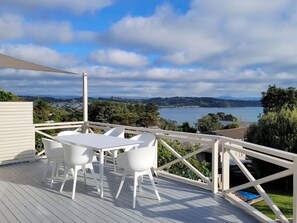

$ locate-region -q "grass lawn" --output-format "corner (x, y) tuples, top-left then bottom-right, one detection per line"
(252, 193), (293, 219)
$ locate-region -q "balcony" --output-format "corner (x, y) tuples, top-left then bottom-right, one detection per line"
(1, 102), (296, 223)
(0, 159), (257, 223)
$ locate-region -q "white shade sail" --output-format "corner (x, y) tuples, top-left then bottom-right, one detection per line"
(0, 53), (79, 75)
(0, 53), (88, 122)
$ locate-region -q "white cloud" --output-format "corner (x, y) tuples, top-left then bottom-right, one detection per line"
(0, 0), (113, 15)
(104, 4), (228, 66)
(100, 0), (297, 70)
(25, 21), (73, 43)
(0, 14), (23, 40)
(0, 13), (97, 43)
(90, 49), (148, 67)
(0, 44), (78, 68)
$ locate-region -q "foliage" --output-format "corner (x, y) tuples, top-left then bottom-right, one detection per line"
(261, 85), (297, 114)
(88, 100), (159, 127)
(195, 112), (240, 132)
(179, 122), (197, 133)
(223, 114), (238, 121)
(246, 108), (297, 154)
(158, 140), (211, 180)
(0, 89), (20, 101)
(245, 108), (297, 180)
(158, 118), (179, 130)
(33, 99), (70, 123)
(196, 113), (223, 132)
(223, 123), (240, 129)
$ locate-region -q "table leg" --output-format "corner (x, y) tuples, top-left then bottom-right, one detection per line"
(100, 150), (104, 198)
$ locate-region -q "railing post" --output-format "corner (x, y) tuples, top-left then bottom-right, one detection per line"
(83, 72), (88, 123)
(293, 157), (297, 223)
(153, 139), (158, 169)
(222, 144), (230, 192)
(212, 139), (219, 193)
(82, 121), (88, 133)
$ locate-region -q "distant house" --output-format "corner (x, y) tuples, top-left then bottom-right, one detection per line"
(207, 127), (248, 140)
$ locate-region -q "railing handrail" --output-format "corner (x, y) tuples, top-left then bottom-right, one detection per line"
(34, 121), (84, 127)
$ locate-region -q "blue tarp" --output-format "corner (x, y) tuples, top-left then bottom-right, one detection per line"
(237, 191), (260, 201)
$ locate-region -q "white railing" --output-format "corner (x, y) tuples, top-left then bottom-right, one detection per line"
(34, 121), (297, 223)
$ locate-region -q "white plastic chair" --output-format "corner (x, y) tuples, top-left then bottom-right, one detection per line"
(42, 138), (64, 188)
(115, 146), (161, 209)
(125, 133), (156, 152)
(103, 126), (125, 171)
(57, 131), (81, 136)
(60, 143), (99, 200)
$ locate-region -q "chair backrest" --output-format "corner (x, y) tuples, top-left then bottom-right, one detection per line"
(61, 143), (95, 166)
(131, 133), (156, 148)
(103, 126), (125, 138)
(58, 131), (81, 136)
(126, 146), (155, 172)
(42, 138), (63, 159)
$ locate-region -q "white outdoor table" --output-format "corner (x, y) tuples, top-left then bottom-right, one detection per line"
(55, 133), (142, 198)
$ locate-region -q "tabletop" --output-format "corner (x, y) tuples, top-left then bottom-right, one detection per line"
(55, 133), (142, 151)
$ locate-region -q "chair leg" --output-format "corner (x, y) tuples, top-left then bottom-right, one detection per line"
(112, 150), (117, 172)
(72, 166), (78, 200)
(104, 151), (107, 163)
(55, 162), (60, 177)
(133, 172), (138, 209)
(60, 167), (70, 193)
(83, 166), (87, 186)
(115, 170), (127, 199)
(148, 171), (160, 200)
(42, 160), (50, 183)
(50, 162), (56, 188)
(138, 176), (142, 192)
(88, 164), (100, 193)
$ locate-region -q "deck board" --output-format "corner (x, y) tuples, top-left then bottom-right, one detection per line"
(0, 160), (259, 223)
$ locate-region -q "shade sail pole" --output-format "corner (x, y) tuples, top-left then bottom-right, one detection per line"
(83, 72), (88, 122)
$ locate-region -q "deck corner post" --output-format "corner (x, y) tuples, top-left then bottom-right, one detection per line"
(221, 143), (230, 193)
(212, 139), (219, 194)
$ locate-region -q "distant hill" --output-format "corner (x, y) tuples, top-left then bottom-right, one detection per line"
(217, 96), (261, 101)
(20, 95), (261, 107)
(145, 97), (261, 107)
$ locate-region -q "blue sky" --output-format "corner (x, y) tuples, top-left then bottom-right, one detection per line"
(1, 0), (297, 98)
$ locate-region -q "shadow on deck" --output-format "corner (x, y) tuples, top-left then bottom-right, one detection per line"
(0, 160), (259, 223)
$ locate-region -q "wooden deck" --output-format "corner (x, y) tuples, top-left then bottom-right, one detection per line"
(0, 160), (259, 223)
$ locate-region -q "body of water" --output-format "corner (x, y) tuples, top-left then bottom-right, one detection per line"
(159, 107), (263, 125)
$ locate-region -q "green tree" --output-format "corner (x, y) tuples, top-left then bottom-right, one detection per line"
(158, 118), (179, 131)
(223, 123), (240, 129)
(179, 122), (197, 133)
(88, 100), (159, 127)
(261, 85), (297, 114)
(196, 113), (223, 132)
(246, 108), (297, 183)
(0, 89), (20, 101)
(33, 99), (70, 123)
(222, 114), (238, 121)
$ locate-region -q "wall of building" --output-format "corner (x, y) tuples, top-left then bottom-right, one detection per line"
(0, 102), (35, 164)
